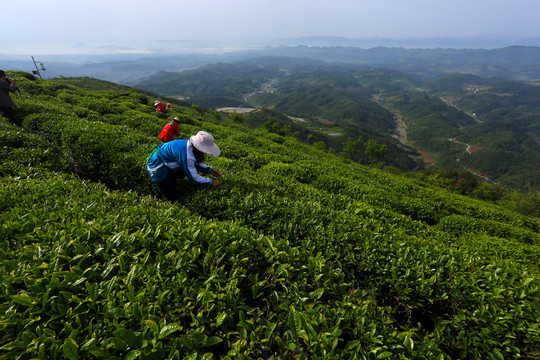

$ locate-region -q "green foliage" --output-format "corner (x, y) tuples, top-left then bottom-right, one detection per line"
(1, 72), (539, 359)
(341, 136), (365, 162)
(409, 74), (540, 191)
(51, 76), (137, 92)
(410, 166), (540, 217)
(263, 120), (290, 136)
(364, 138), (387, 164)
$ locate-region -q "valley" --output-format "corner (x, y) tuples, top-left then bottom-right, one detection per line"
(129, 53), (540, 191)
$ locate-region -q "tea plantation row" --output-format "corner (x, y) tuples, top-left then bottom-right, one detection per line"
(1, 72), (539, 359)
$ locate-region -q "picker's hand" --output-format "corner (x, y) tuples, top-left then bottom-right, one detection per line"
(212, 180), (221, 187)
(211, 169), (221, 177)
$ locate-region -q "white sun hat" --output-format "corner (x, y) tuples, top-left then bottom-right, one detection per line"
(190, 131), (220, 157)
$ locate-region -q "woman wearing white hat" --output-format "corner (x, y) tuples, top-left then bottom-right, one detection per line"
(146, 131), (222, 201)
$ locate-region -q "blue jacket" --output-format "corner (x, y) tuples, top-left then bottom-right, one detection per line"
(147, 140), (213, 185)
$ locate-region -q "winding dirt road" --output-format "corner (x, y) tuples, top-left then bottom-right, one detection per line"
(448, 137), (484, 154)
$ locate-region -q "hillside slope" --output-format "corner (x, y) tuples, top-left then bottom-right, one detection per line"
(134, 60), (540, 189)
(135, 62), (422, 169)
(1, 72), (539, 359)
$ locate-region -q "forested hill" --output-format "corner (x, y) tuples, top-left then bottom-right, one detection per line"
(253, 45), (540, 81)
(1, 72), (539, 359)
(135, 60), (540, 191)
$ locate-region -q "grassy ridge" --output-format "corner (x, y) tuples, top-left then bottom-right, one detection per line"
(1, 72), (539, 359)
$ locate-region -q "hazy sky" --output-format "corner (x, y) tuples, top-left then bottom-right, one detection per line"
(4, 0), (540, 54)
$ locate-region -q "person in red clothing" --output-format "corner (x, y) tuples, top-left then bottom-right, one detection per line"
(159, 117), (181, 142)
(154, 100), (166, 113)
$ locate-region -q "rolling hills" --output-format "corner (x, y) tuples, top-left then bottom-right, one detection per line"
(1, 72), (539, 359)
(393, 75), (540, 190)
(134, 59), (540, 191)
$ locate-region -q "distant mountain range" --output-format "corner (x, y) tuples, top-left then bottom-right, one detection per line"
(4, 44), (540, 84)
(267, 36), (540, 49)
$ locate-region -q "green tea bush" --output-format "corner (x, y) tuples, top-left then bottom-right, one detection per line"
(0, 118), (70, 175)
(1, 74), (539, 359)
(60, 122), (154, 191)
(76, 97), (125, 115)
(259, 162), (307, 181)
(11, 98), (69, 125)
(0, 120), (29, 148)
(56, 90), (80, 105)
(113, 110), (165, 136)
(437, 214), (540, 244)
(394, 197), (440, 224)
(219, 142), (249, 159)
(21, 113), (75, 145)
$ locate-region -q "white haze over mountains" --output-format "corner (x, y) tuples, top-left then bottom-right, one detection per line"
(4, 0), (540, 56)
(5, 36), (540, 58)
(3, 0), (540, 83)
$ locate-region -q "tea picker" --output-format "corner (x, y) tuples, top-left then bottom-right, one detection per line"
(159, 117), (181, 142)
(0, 70), (19, 120)
(147, 131), (222, 202)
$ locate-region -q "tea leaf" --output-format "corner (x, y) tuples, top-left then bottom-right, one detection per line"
(159, 323), (181, 339)
(114, 328), (140, 348)
(288, 309), (302, 338)
(204, 337), (223, 347)
(62, 338), (78, 360)
(11, 294), (37, 306)
(215, 312), (227, 327)
(265, 323), (277, 339)
(141, 320), (159, 334)
(309, 288), (324, 300)
(125, 350), (141, 360)
(492, 349), (504, 360)
(403, 335), (414, 351)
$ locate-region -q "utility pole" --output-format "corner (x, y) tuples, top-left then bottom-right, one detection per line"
(31, 56), (46, 79)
